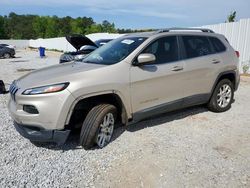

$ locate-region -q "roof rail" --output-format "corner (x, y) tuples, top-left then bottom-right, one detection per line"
(156, 27), (214, 33)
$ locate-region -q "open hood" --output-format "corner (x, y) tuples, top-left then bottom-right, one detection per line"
(66, 34), (98, 51)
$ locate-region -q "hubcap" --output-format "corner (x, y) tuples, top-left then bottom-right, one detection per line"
(96, 113), (115, 148)
(217, 84), (232, 108)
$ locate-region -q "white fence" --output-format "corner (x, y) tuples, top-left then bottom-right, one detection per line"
(201, 18), (250, 71)
(29, 33), (125, 52)
(0, 40), (29, 48)
(29, 37), (74, 52)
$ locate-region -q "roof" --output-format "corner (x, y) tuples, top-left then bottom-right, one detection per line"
(123, 28), (218, 38)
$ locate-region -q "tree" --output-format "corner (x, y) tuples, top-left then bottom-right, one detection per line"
(0, 16), (8, 39)
(101, 20), (117, 33)
(33, 16), (48, 38)
(227, 11), (236, 22)
(45, 16), (58, 38)
(0, 12), (120, 39)
(86, 24), (103, 34)
(57, 16), (73, 36)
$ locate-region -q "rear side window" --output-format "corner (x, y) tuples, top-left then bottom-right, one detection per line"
(209, 37), (226, 53)
(142, 36), (179, 64)
(182, 36), (213, 59)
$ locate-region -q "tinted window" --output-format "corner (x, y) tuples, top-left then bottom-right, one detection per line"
(209, 37), (226, 53)
(182, 36), (213, 58)
(142, 36), (179, 64)
(82, 37), (147, 65)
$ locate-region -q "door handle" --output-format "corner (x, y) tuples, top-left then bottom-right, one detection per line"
(212, 59), (221, 64)
(171, 66), (183, 71)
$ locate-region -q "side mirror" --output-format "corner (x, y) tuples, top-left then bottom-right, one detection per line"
(136, 53), (156, 65)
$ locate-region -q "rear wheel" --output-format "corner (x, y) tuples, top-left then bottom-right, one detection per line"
(3, 53), (10, 59)
(208, 79), (234, 112)
(80, 104), (117, 149)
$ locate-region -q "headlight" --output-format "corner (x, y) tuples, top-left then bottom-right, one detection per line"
(22, 83), (69, 95)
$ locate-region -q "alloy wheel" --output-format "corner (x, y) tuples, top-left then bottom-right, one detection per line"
(96, 113), (115, 148)
(217, 84), (232, 108)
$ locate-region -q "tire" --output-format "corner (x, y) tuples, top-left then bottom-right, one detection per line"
(80, 104), (117, 149)
(208, 79), (234, 112)
(3, 53), (11, 59)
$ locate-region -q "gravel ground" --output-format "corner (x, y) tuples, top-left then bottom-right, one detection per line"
(0, 50), (250, 187)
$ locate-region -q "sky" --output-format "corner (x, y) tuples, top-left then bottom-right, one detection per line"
(0, 0), (250, 29)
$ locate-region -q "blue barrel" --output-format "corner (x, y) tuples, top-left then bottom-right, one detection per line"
(39, 47), (45, 58)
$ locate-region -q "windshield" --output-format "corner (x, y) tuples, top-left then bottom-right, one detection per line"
(82, 37), (147, 65)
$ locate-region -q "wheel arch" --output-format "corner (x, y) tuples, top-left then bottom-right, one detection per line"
(211, 70), (237, 96)
(65, 91), (129, 129)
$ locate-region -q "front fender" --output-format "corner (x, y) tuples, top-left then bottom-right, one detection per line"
(65, 90), (132, 125)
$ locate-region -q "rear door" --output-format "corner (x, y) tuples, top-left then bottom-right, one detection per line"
(130, 35), (185, 114)
(179, 35), (221, 103)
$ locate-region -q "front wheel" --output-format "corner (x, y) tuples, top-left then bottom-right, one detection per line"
(208, 79), (234, 112)
(3, 53), (11, 59)
(80, 104), (117, 149)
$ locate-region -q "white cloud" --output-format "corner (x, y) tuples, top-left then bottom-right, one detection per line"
(88, 7), (187, 19)
(0, 0), (189, 19)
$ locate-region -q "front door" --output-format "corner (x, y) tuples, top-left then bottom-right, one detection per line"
(130, 36), (185, 115)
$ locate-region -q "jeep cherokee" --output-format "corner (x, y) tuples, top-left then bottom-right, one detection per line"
(8, 28), (240, 149)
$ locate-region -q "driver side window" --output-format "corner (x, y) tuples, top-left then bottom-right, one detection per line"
(142, 36), (179, 64)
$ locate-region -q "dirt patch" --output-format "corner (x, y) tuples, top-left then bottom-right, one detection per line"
(240, 74), (250, 77)
(9, 60), (29, 63)
(17, 68), (36, 72)
(187, 115), (209, 121)
(213, 146), (234, 159)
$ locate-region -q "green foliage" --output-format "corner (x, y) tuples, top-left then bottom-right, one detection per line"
(0, 13), (116, 39)
(0, 12), (156, 39)
(33, 16), (47, 38)
(243, 64), (249, 74)
(227, 11), (236, 23)
(0, 16), (8, 39)
(117, 28), (155, 34)
(6, 12), (37, 39)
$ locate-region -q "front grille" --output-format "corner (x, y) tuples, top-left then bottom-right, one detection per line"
(9, 81), (19, 101)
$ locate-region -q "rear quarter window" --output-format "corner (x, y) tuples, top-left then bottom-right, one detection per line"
(209, 37), (226, 53)
(182, 36), (213, 59)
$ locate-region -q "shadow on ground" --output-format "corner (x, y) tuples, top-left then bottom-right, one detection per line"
(34, 105), (208, 151)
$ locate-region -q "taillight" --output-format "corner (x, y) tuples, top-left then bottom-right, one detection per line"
(235, 51), (240, 58)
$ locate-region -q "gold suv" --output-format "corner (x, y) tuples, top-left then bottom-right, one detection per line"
(8, 28), (240, 149)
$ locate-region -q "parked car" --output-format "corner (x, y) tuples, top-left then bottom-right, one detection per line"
(0, 45), (15, 58)
(0, 44), (16, 49)
(59, 34), (113, 63)
(8, 28), (240, 149)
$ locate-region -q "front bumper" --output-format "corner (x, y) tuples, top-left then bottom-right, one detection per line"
(8, 88), (75, 130)
(14, 122), (70, 144)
